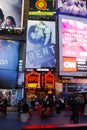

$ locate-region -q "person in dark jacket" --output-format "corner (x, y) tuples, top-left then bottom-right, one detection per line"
(70, 97), (79, 123)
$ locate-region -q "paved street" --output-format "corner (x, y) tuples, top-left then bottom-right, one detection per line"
(0, 108), (87, 130)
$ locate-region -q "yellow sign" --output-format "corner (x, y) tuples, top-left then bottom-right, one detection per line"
(29, 11), (54, 16)
(28, 83), (37, 88)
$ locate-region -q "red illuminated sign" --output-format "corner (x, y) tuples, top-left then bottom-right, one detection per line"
(26, 71), (40, 88)
(45, 71), (54, 88)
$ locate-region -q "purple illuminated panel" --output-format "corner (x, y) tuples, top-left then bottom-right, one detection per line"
(57, 0), (87, 17)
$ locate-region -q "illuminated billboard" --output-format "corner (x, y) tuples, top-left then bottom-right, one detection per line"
(0, 40), (19, 88)
(58, 14), (87, 76)
(26, 20), (56, 68)
(25, 71), (40, 88)
(45, 71), (55, 88)
(0, 0), (24, 29)
(29, 0), (54, 17)
(56, 0), (87, 17)
(0, 70), (18, 88)
(0, 40), (19, 70)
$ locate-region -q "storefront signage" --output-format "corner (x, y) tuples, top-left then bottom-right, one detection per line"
(45, 71), (54, 88)
(25, 71), (40, 88)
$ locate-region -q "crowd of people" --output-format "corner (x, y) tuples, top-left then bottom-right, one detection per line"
(0, 98), (7, 117)
(16, 94), (87, 123)
(0, 94), (87, 124)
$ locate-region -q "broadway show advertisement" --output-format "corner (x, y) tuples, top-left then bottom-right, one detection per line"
(26, 20), (56, 68)
(59, 14), (87, 76)
(56, 0), (87, 17)
(0, 0), (24, 28)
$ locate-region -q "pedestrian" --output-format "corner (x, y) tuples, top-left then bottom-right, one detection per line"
(83, 101), (87, 117)
(70, 97), (79, 123)
(2, 98), (8, 117)
(17, 100), (22, 118)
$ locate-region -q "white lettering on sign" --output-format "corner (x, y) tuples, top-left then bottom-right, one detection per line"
(80, 51), (87, 56)
(64, 62), (76, 68)
(0, 60), (8, 65)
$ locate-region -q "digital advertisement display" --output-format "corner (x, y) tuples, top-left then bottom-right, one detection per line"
(57, 0), (87, 17)
(0, 39), (19, 88)
(26, 20), (56, 68)
(29, 0), (54, 16)
(0, 70), (18, 88)
(17, 73), (24, 86)
(0, 0), (24, 29)
(59, 14), (87, 76)
(0, 40), (19, 70)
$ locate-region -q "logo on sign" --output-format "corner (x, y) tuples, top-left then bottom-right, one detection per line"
(63, 57), (77, 72)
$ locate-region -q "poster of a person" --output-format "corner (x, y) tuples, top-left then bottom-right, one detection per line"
(26, 20), (56, 68)
(28, 21), (52, 47)
(57, 0), (87, 17)
(0, 0), (24, 28)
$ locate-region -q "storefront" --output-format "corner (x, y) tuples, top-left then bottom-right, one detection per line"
(25, 69), (55, 99)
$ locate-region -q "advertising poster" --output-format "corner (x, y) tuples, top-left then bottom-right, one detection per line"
(11, 89), (17, 106)
(17, 89), (24, 102)
(0, 40), (19, 70)
(59, 14), (87, 76)
(26, 20), (56, 68)
(0, 0), (24, 28)
(0, 70), (18, 88)
(0, 40), (19, 88)
(57, 0), (87, 17)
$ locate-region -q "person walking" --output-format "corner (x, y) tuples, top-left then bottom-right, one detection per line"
(70, 97), (79, 123)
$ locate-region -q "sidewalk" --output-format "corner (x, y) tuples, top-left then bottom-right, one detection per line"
(0, 109), (87, 130)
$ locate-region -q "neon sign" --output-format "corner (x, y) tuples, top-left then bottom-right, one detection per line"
(26, 71), (40, 88)
(45, 71), (54, 88)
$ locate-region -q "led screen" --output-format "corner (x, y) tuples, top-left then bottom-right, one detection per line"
(0, 70), (18, 88)
(17, 73), (24, 86)
(57, 0), (87, 17)
(0, 40), (19, 88)
(0, 0), (24, 29)
(26, 20), (56, 68)
(59, 14), (87, 76)
(0, 40), (19, 70)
